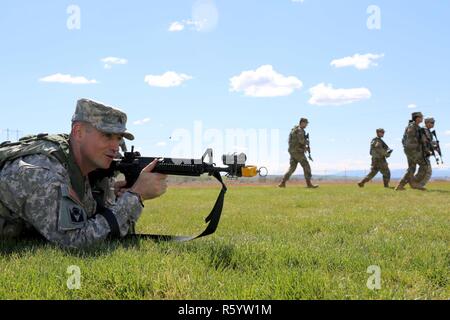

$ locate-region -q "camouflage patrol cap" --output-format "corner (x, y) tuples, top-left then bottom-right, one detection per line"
(299, 118), (309, 124)
(376, 128), (385, 133)
(72, 99), (134, 140)
(411, 112), (424, 119)
(425, 117), (435, 124)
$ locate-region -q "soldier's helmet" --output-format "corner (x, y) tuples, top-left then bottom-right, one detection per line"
(299, 118), (309, 124)
(424, 117), (435, 124)
(72, 98), (135, 140)
(376, 128), (385, 133)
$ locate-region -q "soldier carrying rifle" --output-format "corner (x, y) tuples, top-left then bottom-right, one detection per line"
(414, 117), (443, 189)
(396, 112), (429, 191)
(358, 128), (393, 188)
(279, 118), (319, 189)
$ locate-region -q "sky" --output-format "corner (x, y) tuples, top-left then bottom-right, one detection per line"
(1, 0), (449, 174)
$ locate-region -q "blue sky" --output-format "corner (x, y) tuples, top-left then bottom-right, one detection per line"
(1, 0), (449, 174)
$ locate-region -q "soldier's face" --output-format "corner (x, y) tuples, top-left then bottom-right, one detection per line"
(377, 132), (384, 138)
(300, 122), (308, 129)
(80, 125), (122, 169)
(426, 122), (435, 129)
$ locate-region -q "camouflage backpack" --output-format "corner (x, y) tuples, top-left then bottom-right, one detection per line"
(288, 126), (300, 146)
(0, 133), (92, 203)
(0, 134), (70, 171)
(0, 134), (76, 238)
(402, 121), (414, 149)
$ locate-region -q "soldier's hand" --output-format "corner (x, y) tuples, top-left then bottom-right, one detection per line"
(130, 159), (168, 201)
(114, 180), (128, 197)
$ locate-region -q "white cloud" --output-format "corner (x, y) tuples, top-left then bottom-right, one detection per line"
(331, 53), (384, 70)
(168, 19), (207, 32)
(229, 65), (303, 97)
(133, 118), (151, 125)
(407, 103), (417, 109)
(168, 21), (185, 32)
(101, 57), (128, 69)
(444, 130), (450, 136)
(39, 73), (98, 84)
(144, 72), (193, 88)
(308, 83), (371, 106)
(156, 141), (167, 147)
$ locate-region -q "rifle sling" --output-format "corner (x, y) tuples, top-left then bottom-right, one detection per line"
(124, 171), (227, 242)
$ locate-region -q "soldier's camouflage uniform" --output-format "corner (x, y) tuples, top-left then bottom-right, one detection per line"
(358, 137), (391, 187)
(397, 121), (428, 189)
(414, 127), (434, 188)
(280, 125), (315, 187)
(0, 99), (142, 248)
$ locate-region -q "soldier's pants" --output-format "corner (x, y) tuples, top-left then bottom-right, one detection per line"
(414, 157), (432, 187)
(282, 152), (312, 182)
(398, 151), (428, 186)
(361, 158), (390, 184)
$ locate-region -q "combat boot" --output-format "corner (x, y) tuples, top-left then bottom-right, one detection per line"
(358, 178), (369, 188)
(395, 184), (406, 191)
(306, 179), (319, 188)
(383, 179), (391, 188)
(278, 181), (286, 188)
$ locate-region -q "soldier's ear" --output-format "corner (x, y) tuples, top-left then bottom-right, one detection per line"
(71, 122), (86, 140)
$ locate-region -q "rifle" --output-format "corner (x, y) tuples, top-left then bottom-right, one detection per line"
(89, 147), (267, 242)
(431, 130), (444, 164)
(305, 133), (313, 162)
(379, 139), (393, 157)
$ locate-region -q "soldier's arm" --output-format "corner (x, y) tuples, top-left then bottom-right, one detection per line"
(0, 155), (142, 248)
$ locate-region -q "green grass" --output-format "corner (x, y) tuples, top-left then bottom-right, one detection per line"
(1, 182), (449, 299)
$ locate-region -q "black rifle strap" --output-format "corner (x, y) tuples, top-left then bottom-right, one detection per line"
(96, 204), (121, 239)
(124, 171), (227, 242)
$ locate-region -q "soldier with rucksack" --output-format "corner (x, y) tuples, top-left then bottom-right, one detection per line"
(395, 112), (428, 191)
(0, 99), (167, 247)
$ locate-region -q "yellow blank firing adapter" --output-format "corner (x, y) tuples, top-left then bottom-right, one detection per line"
(241, 166), (268, 177)
(242, 166), (257, 177)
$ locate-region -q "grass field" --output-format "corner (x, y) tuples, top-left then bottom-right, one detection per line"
(0, 181), (449, 300)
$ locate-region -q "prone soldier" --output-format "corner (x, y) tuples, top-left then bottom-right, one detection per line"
(0, 99), (168, 248)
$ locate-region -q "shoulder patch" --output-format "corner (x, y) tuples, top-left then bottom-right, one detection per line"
(58, 185), (87, 231)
